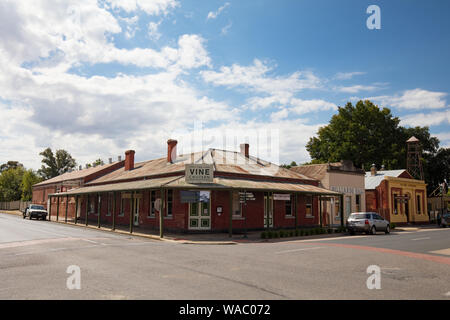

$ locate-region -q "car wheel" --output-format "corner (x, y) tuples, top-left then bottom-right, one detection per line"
(23, 214), (26, 219)
(385, 224), (390, 234)
(29, 215), (32, 220)
(370, 226), (376, 235)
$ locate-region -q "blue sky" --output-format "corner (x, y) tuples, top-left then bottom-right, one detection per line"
(0, 0), (449, 169)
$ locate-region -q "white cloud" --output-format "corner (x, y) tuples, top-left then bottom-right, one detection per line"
(370, 88), (448, 110)
(221, 21), (232, 35)
(335, 84), (381, 94)
(148, 20), (162, 41)
(207, 2), (230, 20)
(334, 71), (365, 80)
(290, 98), (337, 114)
(401, 110), (450, 127)
(106, 0), (179, 16)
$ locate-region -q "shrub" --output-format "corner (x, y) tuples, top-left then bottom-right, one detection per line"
(327, 228), (333, 234)
(390, 223), (396, 229)
(267, 231), (273, 239)
(304, 230), (310, 236)
(289, 230), (294, 237)
(295, 229), (300, 237)
(272, 231), (279, 238)
(261, 231), (267, 239)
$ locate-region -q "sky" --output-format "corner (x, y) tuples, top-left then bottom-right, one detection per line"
(0, 0), (449, 170)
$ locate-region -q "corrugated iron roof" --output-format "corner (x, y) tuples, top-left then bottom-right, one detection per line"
(86, 149), (315, 185)
(49, 176), (182, 196)
(365, 170), (407, 189)
(51, 175), (340, 196)
(34, 161), (123, 186)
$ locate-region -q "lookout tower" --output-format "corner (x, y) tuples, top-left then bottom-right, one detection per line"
(406, 136), (424, 180)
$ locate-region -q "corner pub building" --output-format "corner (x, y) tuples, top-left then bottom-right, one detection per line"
(32, 140), (342, 236)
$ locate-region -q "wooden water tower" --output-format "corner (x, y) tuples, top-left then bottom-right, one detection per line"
(406, 136), (424, 180)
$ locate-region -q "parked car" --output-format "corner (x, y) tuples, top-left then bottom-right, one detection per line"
(346, 212), (390, 235)
(438, 213), (450, 227)
(23, 204), (48, 220)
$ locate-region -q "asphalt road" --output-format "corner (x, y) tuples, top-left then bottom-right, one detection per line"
(0, 212), (449, 300)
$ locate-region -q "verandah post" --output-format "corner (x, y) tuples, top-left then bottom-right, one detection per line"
(129, 191), (134, 234)
(159, 188), (164, 238)
(229, 190), (233, 238)
(112, 191), (116, 231)
(74, 195), (78, 224)
(65, 195), (69, 223)
(85, 195), (89, 226)
(56, 196), (60, 221)
(97, 193), (101, 228)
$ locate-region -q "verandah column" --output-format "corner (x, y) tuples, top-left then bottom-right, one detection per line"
(97, 193), (101, 228)
(56, 196), (60, 221)
(112, 191), (116, 231)
(319, 195), (322, 228)
(294, 193), (298, 230)
(74, 195), (78, 224)
(65, 195), (69, 223)
(129, 191), (134, 234)
(85, 195), (89, 226)
(159, 188), (164, 238)
(229, 190), (233, 238)
(340, 194), (344, 227)
(48, 196), (52, 221)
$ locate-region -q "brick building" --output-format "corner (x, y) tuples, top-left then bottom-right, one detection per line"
(365, 165), (428, 224)
(32, 140), (341, 234)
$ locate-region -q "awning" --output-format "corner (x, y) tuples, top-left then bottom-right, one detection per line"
(164, 176), (341, 196)
(48, 176), (182, 196)
(49, 175), (341, 197)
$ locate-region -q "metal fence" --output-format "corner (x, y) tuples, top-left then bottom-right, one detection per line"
(0, 201), (31, 212)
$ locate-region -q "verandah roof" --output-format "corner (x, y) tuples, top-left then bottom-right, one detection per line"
(50, 175), (341, 197)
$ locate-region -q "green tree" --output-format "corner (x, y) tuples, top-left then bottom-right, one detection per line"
(0, 161), (23, 173)
(0, 166), (25, 201)
(306, 100), (401, 170)
(37, 148), (76, 179)
(21, 169), (43, 201)
(92, 158), (104, 167)
(280, 161), (298, 169)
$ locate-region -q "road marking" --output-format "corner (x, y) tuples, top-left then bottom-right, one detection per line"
(411, 237), (430, 241)
(305, 242), (450, 266)
(429, 248), (450, 256)
(275, 247), (323, 254)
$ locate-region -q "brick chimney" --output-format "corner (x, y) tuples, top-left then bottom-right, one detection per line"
(125, 150), (135, 171)
(370, 163), (377, 176)
(240, 143), (249, 158)
(167, 139), (177, 163)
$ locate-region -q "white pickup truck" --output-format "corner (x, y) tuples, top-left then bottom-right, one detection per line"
(23, 204), (48, 220)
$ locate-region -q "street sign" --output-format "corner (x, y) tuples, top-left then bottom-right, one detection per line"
(154, 198), (161, 211)
(239, 192), (255, 202)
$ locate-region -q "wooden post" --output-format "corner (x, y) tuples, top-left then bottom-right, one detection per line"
(74, 195), (78, 224)
(112, 192), (116, 231)
(130, 192), (134, 234)
(229, 190), (233, 238)
(85, 195), (89, 226)
(319, 196), (322, 228)
(56, 196), (60, 221)
(340, 194), (344, 227)
(97, 193), (101, 228)
(48, 196), (52, 221)
(159, 188), (164, 238)
(294, 193), (298, 230)
(65, 195), (69, 223)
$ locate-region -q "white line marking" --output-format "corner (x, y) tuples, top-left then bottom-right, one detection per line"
(275, 247), (323, 254)
(411, 237), (430, 241)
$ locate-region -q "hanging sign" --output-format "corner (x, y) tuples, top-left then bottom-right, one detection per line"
(239, 192), (255, 202)
(185, 164), (214, 183)
(273, 193), (291, 201)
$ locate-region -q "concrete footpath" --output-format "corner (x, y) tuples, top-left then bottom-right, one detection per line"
(0, 210), (442, 245)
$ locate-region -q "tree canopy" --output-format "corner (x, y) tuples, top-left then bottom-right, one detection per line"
(0, 166), (25, 201)
(38, 148), (76, 180)
(306, 100), (449, 193)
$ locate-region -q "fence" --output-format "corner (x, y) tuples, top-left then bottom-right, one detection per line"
(0, 201), (31, 212)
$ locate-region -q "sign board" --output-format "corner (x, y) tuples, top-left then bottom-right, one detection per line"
(154, 198), (161, 211)
(185, 164), (214, 184)
(273, 193), (291, 201)
(239, 192), (255, 203)
(180, 190), (210, 203)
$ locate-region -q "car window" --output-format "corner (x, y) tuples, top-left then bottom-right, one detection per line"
(31, 205), (45, 210)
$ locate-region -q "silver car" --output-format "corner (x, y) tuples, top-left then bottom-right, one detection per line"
(346, 212), (390, 235)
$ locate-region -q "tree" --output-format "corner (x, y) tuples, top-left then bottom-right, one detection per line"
(306, 99), (449, 194)
(306, 100), (401, 170)
(0, 161), (23, 173)
(21, 169), (43, 201)
(280, 161), (298, 169)
(38, 148), (76, 180)
(0, 166), (25, 201)
(92, 158), (104, 167)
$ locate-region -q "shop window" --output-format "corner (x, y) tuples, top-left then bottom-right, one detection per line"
(334, 197), (340, 220)
(416, 195), (421, 214)
(89, 196), (95, 214)
(285, 197), (293, 217)
(306, 195), (313, 216)
(393, 194), (399, 215)
(119, 197), (125, 217)
(148, 191), (156, 218)
(167, 190), (173, 217)
(232, 191), (242, 217)
(107, 193), (113, 216)
(355, 194), (361, 212)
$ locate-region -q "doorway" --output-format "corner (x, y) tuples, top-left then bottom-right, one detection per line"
(264, 192), (273, 228)
(133, 197), (140, 226)
(189, 201), (211, 230)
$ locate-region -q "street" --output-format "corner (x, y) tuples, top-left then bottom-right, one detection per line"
(0, 212), (449, 300)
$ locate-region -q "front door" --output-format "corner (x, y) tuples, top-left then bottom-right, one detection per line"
(345, 196), (351, 219)
(189, 201), (211, 230)
(264, 192), (273, 228)
(133, 197), (139, 226)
